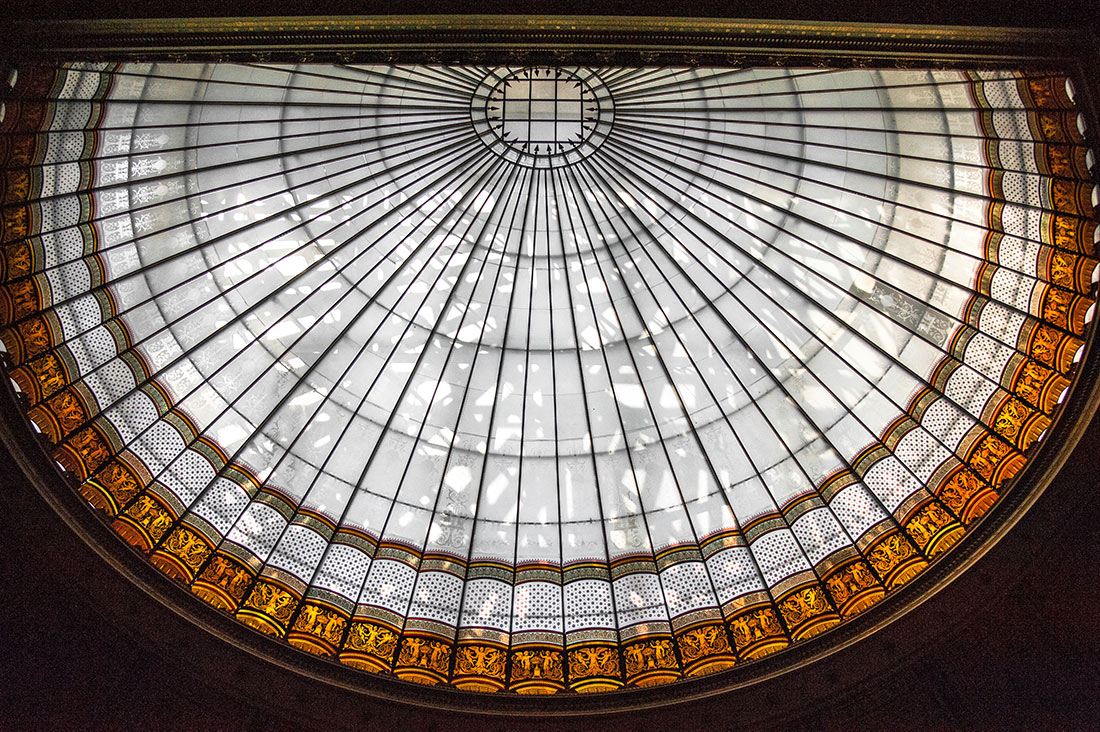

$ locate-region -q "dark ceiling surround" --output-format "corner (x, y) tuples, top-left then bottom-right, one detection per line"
(1, 13), (1099, 727)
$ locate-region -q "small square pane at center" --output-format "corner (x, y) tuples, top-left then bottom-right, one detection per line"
(496, 72), (589, 145)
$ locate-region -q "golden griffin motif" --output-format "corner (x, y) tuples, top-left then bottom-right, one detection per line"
(244, 581), (296, 623)
(1029, 324), (1069, 370)
(567, 645), (620, 679)
(938, 468), (984, 515)
(990, 397), (1028, 444)
(867, 533), (915, 577)
(779, 585), (830, 628)
(676, 624), (732, 662)
(163, 526), (212, 572)
(345, 622), (399, 660)
(454, 644), (506, 680)
(1048, 251), (1083, 290)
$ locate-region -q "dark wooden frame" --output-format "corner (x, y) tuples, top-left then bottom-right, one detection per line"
(1, 15), (1098, 719)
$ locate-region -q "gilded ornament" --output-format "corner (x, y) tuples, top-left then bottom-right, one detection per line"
(825, 561), (881, 612)
(1, 56), (1094, 699)
(567, 645), (620, 679)
(1014, 360), (1056, 412)
(244, 581), (297, 623)
(867, 533), (915, 576)
(623, 639), (677, 677)
(199, 554), (254, 603)
(729, 607), (785, 652)
(17, 317), (52, 360)
(292, 603), (347, 646)
(938, 468), (984, 514)
(97, 460), (140, 508)
(905, 502), (961, 557)
(779, 585), (831, 629)
(3, 242), (33, 279)
(28, 354), (67, 399)
(510, 649), (563, 683)
(676, 624), (732, 662)
(2, 204), (29, 240)
(61, 426), (111, 476)
(345, 621), (399, 661)
(124, 494), (173, 542)
(397, 637), (451, 675)
(454, 645), (506, 680)
(968, 434), (1013, 480)
(6, 278), (38, 320)
(161, 527), (212, 572)
(45, 389), (85, 438)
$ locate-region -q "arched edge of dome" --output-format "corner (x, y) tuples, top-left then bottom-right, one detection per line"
(0, 28), (1098, 715)
(2, 279), (1098, 719)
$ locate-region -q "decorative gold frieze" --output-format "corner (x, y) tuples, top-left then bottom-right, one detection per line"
(393, 636), (452, 686)
(728, 606), (789, 660)
(192, 553), (254, 612)
(867, 531), (927, 589)
(287, 603), (348, 657)
(452, 643), (508, 692)
(823, 561), (886, 617)
(339, 621), (399, 672)
(150, 525), (212, 582)
(675, 624), (736, 677)
(905, 502), (964, 558)
(623, 638), (680, 687)
(237, 580), (299, 637)
(112, 492), (174, 551)
(778, 585), (840, 641)
(509, 647), (565, 694)
(567, 645), (622, 693)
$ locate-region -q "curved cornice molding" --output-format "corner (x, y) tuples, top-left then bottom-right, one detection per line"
(5, 15), (1090, 67)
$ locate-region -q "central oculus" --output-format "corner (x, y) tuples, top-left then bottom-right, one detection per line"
(471, 67), (614, 169)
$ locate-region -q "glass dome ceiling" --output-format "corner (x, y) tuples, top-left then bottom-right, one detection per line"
(0, 61), (1096, 695)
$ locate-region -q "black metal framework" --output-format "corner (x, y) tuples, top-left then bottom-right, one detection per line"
(0, 16), (1099, 719)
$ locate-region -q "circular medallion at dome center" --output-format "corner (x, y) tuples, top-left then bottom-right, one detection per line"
(471, 67), (614, 169)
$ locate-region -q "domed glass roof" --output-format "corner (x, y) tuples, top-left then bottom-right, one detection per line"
(0, 61), (1095, 695)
